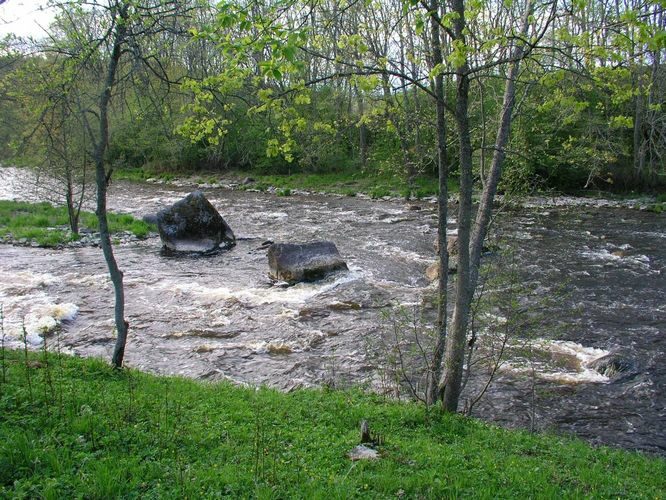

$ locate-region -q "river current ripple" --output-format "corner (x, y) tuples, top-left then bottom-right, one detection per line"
(1, 168), (664, 455)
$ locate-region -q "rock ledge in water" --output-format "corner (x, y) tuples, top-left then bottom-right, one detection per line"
(587, 354), (638, 382)
(156, 191), (235, 253)
(267, 241), (348, 283)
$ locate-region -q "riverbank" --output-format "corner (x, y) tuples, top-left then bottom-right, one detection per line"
(114, 167), (665, 211)
(115, 167), (445, 200)
(0, 200), (156, 248)
(0, 350), (663, 498)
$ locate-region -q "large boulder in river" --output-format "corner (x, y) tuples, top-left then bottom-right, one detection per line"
(268, 241), (348, 283)
(587, 354), (638, 382)
(156, 191), (235, 253)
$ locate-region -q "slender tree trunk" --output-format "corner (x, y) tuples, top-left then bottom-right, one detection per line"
(632, 65), (645, 186)
(358, 91), (368, 169)
(645, 46), (662, 186)
(441, 0), (534, 412)
(381, 74), (413, 189)
(406, 15), (423, 163)
(442, 73), (473, 412)
(441, 0), (474, 413)
(469, 0), (534, 294)
(65, 170), (79, 235)
(398, 18), (416, 187)
(93, 2), (130, 369)
(478, 81), (487, 187)
(426, 0), (450, 406)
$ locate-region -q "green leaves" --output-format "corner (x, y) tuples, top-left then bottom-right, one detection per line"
(447, 39), (468, 70)
(609, 115), (633, 129)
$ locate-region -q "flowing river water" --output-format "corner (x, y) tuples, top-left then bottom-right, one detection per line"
(1, 167), (664, 455)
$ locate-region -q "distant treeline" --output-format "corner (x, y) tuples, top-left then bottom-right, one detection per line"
(0, 0), (663, 194)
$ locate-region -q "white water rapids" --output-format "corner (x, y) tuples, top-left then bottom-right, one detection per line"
(1, 167), (664, 454)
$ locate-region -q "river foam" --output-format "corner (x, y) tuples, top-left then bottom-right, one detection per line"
(500, 339), (611, 384)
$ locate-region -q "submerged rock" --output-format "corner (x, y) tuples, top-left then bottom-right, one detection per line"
(142, 213), (158, 225)
(156, 191), (235, 253)
(434, 235), (459, 256)
(587, 354), (638, 382)
(426, 262), (439, 281)
(434, 236), (496, 257)
(425, 258), (458, 281)
(267, 241), (348, 283)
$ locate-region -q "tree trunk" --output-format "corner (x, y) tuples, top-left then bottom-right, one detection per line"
(381, 74), (414, 190)
(358, 91), (368, 169)
(398, 18), (417, 187)
(469, 0), (534, 294)
(93, 2), (130, 369)
(65, 170), (79, 235)
(632, 66), (645, 187)
(425, 0), (450, 406)
(441, 0), (534, 412)
(442, 72), (473, 412)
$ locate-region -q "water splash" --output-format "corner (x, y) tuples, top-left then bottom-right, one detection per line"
(501, 339), (611, 384)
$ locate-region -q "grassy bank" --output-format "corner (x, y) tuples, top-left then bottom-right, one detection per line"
(0, 200), (155, 247)
(115, 167), (449, 199)
(0, 350), (663, 498)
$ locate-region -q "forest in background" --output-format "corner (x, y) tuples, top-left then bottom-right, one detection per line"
(0, 0), (663, 196)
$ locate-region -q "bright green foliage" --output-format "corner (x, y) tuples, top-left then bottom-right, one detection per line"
(0, 350), (664, 498)
(504, 66), (645, 193)
(1, 0), (665, 194)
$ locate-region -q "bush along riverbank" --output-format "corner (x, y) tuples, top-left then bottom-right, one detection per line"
(0, 350), (664, 498)
(0, 200), (156, 248)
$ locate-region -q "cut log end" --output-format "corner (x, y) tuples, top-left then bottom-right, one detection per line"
(360, 419), (371, 444)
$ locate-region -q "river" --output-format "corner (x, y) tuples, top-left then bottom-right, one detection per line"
(1, 167), (664, 455)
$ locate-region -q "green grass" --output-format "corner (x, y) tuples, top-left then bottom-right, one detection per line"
(114, 167), (174, 183)
(0, 200), (155, 246)
(646, 193), (666, 213)
(0, 350), (663, 498)
(113, 167), (151, 182)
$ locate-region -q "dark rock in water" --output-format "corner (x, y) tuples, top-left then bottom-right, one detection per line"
(267, 241), (348, 283)
(256, 240), (274, 250)
(156, 191), (235, 253)
(316, 280), (391, 310)
(298, 307), (331, 320)
(242, 177), (255, 185)
(142, 213), (158, 225)
(588, 354), (638, 381)
(434, 235), (497, 256)
(434, 235), (459, 256)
